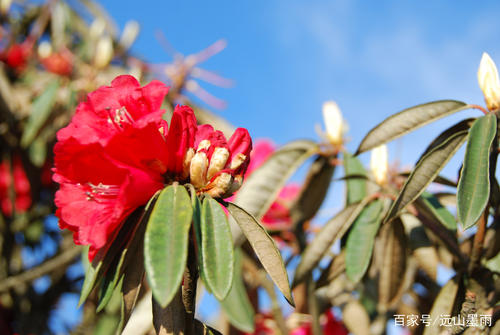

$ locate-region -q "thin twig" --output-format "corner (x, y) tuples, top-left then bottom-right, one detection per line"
(468, 207), (489, 275)
(0, 245), (82, 292)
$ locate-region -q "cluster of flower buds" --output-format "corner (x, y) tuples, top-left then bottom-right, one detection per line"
(187, 126), (251, 198)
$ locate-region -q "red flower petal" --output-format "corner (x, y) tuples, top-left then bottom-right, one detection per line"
(54, 140), (163, 258)
(165, 105), (197, 174)
(246, 140), (275, 176)
(57, 75), (168, 146)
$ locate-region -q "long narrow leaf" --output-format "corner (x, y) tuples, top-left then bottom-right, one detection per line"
(385, 126), (469, 222)
(220, 248), (255, 333)
(343, 152), (367, 205)
(293, 199), (370, 287)
(290, 155), (335, 223)
(225, 201), (294, 306)
(416, 192), (457, 231)
(457, 113), (497, 229)
(356, 100), (468, 154)
(201, 196), (234, 301)
(144, 185), (193, 307)
(346, 199), (384, 283)
(21, 80), (60, 147)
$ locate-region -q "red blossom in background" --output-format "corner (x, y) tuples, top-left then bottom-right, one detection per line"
(39, 47), (73, 76)
(247, 311), (347, 335)
(1, 40), (33, 72)
(0, 156), (31, 216)
(53, 75), (252, 260)
(231, 140), (299, 229)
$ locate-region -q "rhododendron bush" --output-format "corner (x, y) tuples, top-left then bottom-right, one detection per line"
(2, 1), (500, 335)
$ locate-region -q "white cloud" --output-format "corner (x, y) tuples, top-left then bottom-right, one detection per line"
(270, 1), (500, 102)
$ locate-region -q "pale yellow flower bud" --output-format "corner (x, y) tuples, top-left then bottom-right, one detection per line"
(322, 101), (344, 145)
(207, 147), (229, 181)
(89, 19), (106, 40)
(370, 144), (388, 185)
(478, 52), (500, 112)
(229, 153), (246, 170)
(38, 41), (52, 59)
(190, 152), (208, 188)
(182, 148), (195, 179)
(228, 174), (243, 195)
(119, 20), (140, 50)
(206, 173), (233, 198)
(197, 140), (211, 152)
(94, 35), (113, 69)
(1, 0), (12, 15)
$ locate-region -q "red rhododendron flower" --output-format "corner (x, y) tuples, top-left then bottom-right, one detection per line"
(289, 311), (348, 335)
(1, 40), (33, 72)
(53, 75), (252, 260)
(40, 47), (73, 76)
(0, 156), (32, 216)
(247, 311), (348, 335)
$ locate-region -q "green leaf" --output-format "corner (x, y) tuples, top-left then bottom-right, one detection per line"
(343, 152), (367, 205)
(95, 314), (120, 335)
(346, 199), (384, 283)
(97, 275), (123, 313)
(485, 248), (500, 273)
(293, 199), (370, 287)
(398, 172), (457, 188)
(79, 257), (103, 306)
(117, 243), (145, 333)
(356, 100), (468, 154)
(220, 248), (255, 333)
(290, 155), (335, 223)
(457, 113), (497, 229)
(189, 185), (208, 289)
(97, 211), (148, 313)
(21, 80), (60, 147)
(385, 122), (470, 223)
(417, 192), (457, 231)
(28, 137), (47, 167)
(97, 266), (123, 312)
(79, 208), (145, 306)
(225, 201), (294, 306)
(234, 140), (318, 220)
(201, 196), (234, 301)
(144, 184), (193, 307)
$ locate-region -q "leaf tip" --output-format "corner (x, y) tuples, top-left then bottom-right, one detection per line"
(285, 293), (295, 308)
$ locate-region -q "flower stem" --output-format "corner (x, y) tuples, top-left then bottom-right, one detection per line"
(468, 204), (489, 275)
(152, 236), (198, 335)
(152, 288), (186, 335)
(182, 232), (199, 335)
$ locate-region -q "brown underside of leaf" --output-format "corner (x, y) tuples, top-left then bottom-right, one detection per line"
(290, 155), (335, 224)
(377, 219), (407, 311)
(225, 202), (294, 306)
